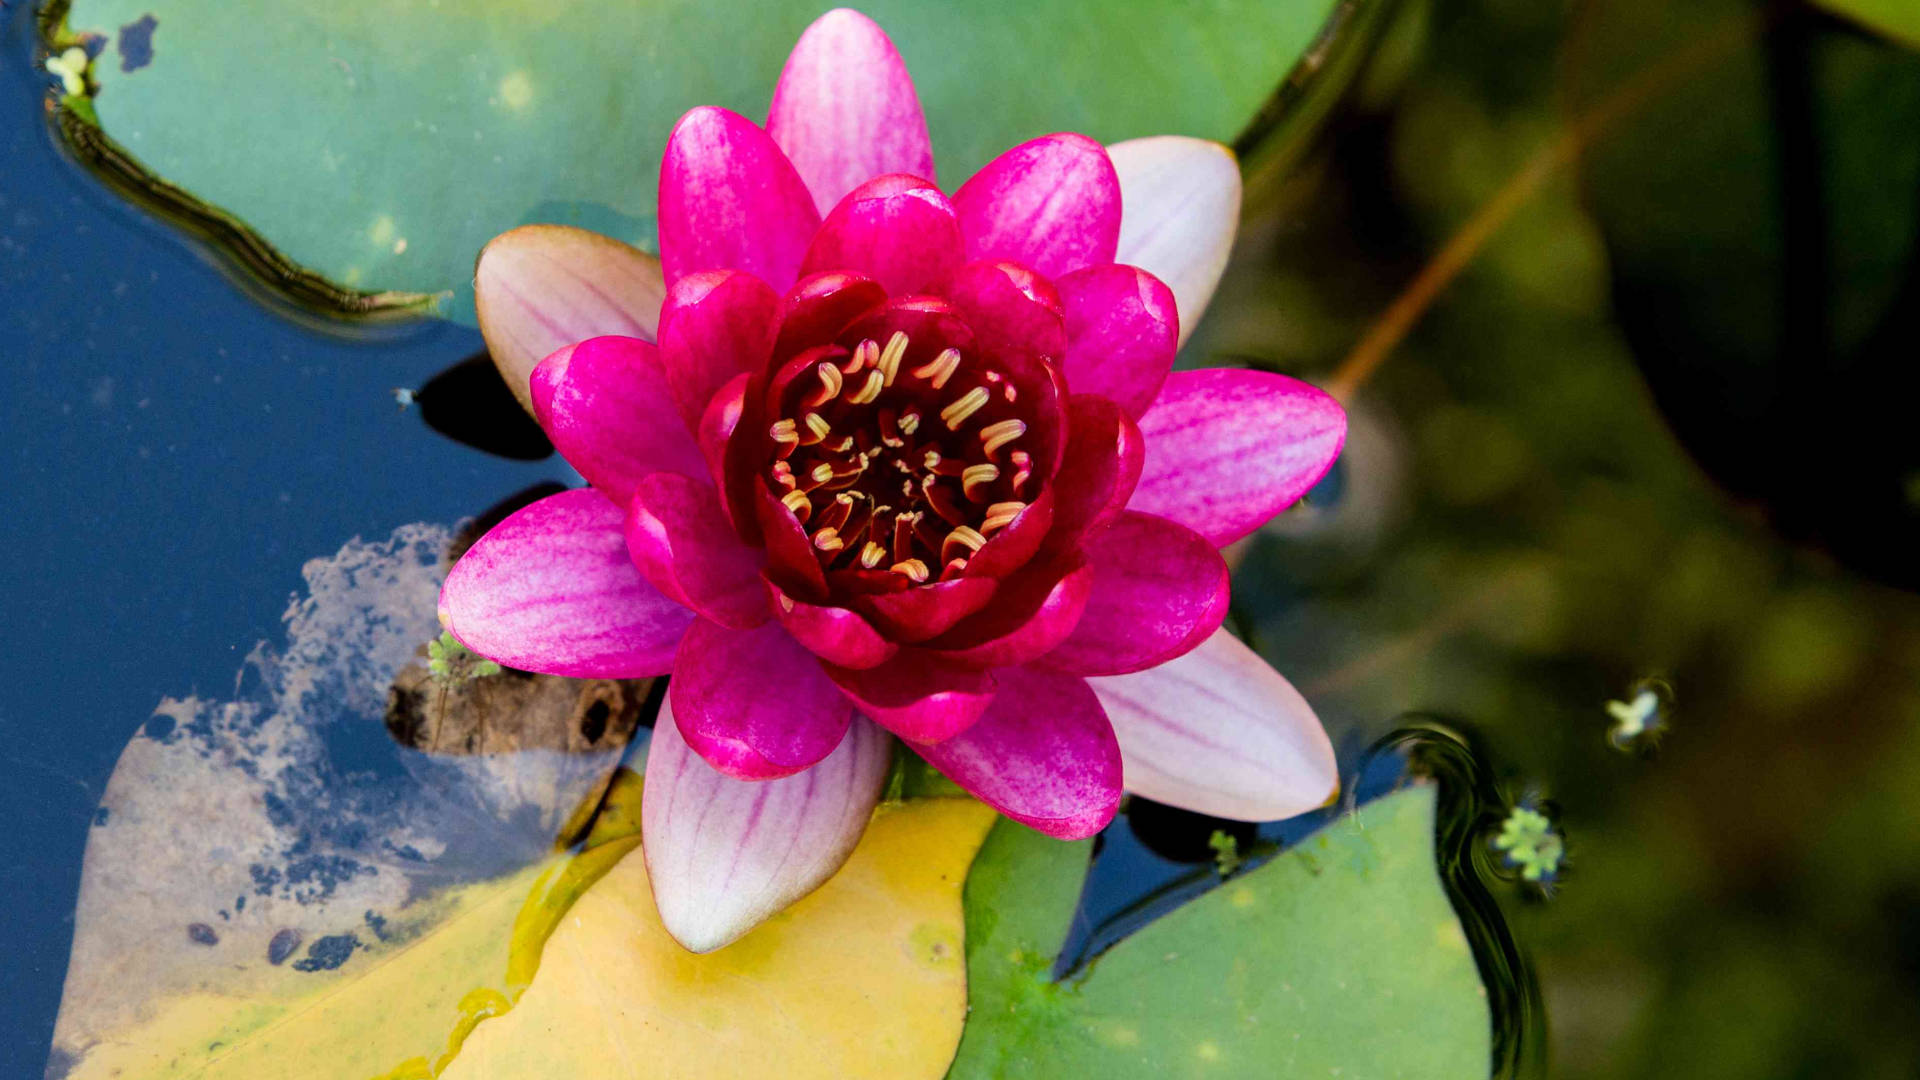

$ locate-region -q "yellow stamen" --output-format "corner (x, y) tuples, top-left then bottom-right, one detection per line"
(940, 386), (991, 429)
(859, 541), (887, 569)
(979, 419), (1026, 459)
(961, 463), (1000, 502)
(890, 558), (930, 583)
(877, 331), (909, 386)
(846, 369), (885, 405)
(982, 501), (1026, 533)
(942, 525), (986, 564)
(801, 412), (832, 444)
(813, 527), (845, 553)
(911, 346), (962, 389)
(780, 489), (812, 521)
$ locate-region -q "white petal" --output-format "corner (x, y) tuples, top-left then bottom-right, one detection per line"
(640, 705), (889, 953)
(474, 224), (666, 411)
(1107, 136), (1241, 347)
(1090, 628), (1335, 821)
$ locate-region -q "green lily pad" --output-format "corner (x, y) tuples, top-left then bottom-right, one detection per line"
(45, 0), (1346, 323)
(947, 785), (1491, 1079)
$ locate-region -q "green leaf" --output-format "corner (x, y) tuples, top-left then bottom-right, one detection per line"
(47, 0), (1343, 322)
(1814, 0), (1920, 50)
(948, 786), (1491, 1079)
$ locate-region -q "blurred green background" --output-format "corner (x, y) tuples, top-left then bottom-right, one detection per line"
(1212, 0), (1920, 1075)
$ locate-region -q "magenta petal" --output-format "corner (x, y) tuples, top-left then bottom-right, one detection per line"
(643, 705), (889, 952)
(1056, 263), (1178, 418)
(800, 174), (963, 296)
(528, 337), (707, 506)
(766, 8), (935, 214)
(657, 269), (780, 433)
(767, 577), (898, 670)
(1038, 512), (1228, 677)
(439, 489), (693, 678)
(1090, 628), (1337, 821)
(926, 559), (1094, 670)
(1130, 368), (1348, 546)
(825, 651), (996, 743)
(938, 259), (1067, 362)
(697, 372), (749, 496)
(1047, 394), (1146, 552)
(624, 473), (768, 630)
(854, 575), (997, 642)
(659, 106), (822, 290)
(912, 666), (1121, 839)
(952, 133), (1121, 281)
(670, 619), (852, 780)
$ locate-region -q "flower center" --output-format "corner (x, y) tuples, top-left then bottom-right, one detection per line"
(766, 330), (1036, 587)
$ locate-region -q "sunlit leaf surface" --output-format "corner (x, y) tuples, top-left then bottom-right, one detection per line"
(443, 798), (994, 1080)
(1814, 0), (1920, 49)
(49, 0), (1342, 321)
(947, 786), (1490, 1078)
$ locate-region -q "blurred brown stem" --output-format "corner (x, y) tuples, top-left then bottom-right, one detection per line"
(1325, 8), (1767, 403)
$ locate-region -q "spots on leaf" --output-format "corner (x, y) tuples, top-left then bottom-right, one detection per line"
(117, 15), (157, 73)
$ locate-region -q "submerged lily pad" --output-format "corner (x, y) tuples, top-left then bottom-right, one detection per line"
(947, 785), (1490, 1078)
(45, 0), (1345, 322)
(47, 525), (646, 1079)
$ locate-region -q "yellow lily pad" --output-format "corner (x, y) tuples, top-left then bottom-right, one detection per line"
(443, 798), (995, 1080)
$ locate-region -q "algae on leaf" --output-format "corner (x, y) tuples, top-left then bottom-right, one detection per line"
(948, 785), (1491, 1079)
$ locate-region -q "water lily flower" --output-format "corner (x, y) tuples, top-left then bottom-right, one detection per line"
(442, 8), (1347, 952)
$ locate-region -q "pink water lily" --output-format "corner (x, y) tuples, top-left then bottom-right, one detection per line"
(443, 8), (1346, 952)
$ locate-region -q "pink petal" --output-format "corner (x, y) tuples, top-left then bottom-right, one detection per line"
(912, 666), (1121, 839)
(624, 473), (768, 630)
(1130, 368), (1347, 546)
(926, 559), (1093, 670)
(657, 270), (780, 433)
(766, 578), (898, 670)
(439, 489), (693, 677)
(853, 575), (997, 642)
(938, 259), (1066, 362)
(529, 337), (707, 506)
(1090, 628), (1337, 821)
(697, 372), (749, 493)
(824, 651), (996, 743)
(1046, 394), (1145, 553)
(952, 133), (1121, 281)
(799, 174), (963, 296)
(643, 704), (889, 952)
(670, 618), (852, 780)
(659, 106), (822, 290)
(1038, 512), (1228, 676)
(1056, 263), (1178, 418)
(766, 8), (935, 214)
(1107, 136), (1241, 347)
(660, 269), (779, 432)
(473, 225), (666, 413)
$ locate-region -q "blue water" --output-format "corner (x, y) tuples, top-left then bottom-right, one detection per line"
(0, 3), (573, 1065)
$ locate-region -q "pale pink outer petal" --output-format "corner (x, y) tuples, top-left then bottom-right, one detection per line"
(1038, 512), (1228, 677)
(1107, 136), (1241, 348)
(624, 473), (768, 630)
(766, 8), (936, 214)
(1056, 263), (1179, 419)
(670, 618), (853, 780)
(952, 133), (1122, 281)
(659, 106), (822, 290)
(529, 337), (708, 507)
(1129, 368), (1347, 547)
(912, 666), (1122, 840)
(1089, 628), (1337, 821)
(643, 703), (890, 953)
(475, 225), (667, 413)
(439, 489), (693, 677)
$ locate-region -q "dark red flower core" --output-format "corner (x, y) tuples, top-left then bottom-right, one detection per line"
(764, 305), (1044, 589)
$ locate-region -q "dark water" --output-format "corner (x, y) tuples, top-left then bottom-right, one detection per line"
(0, 2), (577, 1065)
